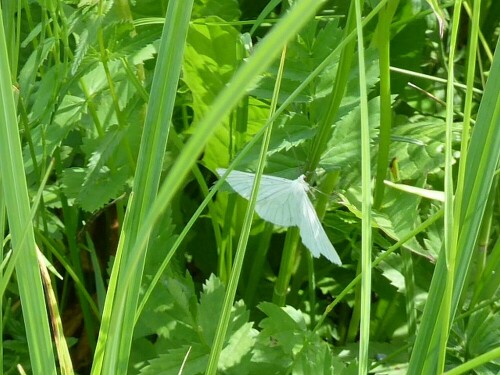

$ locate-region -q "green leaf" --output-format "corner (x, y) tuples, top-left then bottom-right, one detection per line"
(237, 112), (316, 174)
(61, 165), (128, 212)
(389, 120), (448, 180)
(137, 274), (256, 374)
(342, 185), (433, 260)
(24, 94), (85, 175)
(250, 19), (343, 104)
(83, 125), (126, 183)
(182, 17), (250, 169)
(251, 302), (334, 374)
(320, 97), (380, 177)
(140, 344), (209, 375)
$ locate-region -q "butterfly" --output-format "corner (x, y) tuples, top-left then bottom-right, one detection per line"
(216, 168), (341, 265)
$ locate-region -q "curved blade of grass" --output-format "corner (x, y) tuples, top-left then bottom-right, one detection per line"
(90, 1), (195, 374)
(0, 6), (57, 374)
(408, 31), (500, 375)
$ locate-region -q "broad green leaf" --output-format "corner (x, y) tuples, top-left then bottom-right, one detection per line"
(389, 120), (449, 180)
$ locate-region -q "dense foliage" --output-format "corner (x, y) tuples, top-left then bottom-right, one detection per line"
(0, 0), (499, 374)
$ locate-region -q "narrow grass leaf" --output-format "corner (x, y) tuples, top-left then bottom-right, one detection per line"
(408, 34), (500, 375)
(91, 2), (194, 374)
(0, 7), (57, 374)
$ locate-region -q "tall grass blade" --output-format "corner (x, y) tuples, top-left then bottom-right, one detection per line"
(206, 46), (288, 375)
(354, 0), (372, 373)
(91, 2), (194, 374)
(0, 6), (57, 374)
(408, 35), (500, 375)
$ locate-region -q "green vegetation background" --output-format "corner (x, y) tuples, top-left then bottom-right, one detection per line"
(0, 0), (498, 374)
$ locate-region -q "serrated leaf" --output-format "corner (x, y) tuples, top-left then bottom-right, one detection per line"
(198, 274), (226, 345)
(266, 116), (316, 156)
(80, 165), (128, 211)
(250, 19), (343, 104)
(140, 343), (209, 375)
(341, 183), (434, 260)
(253, 302), (334, 374)
(119, 28), (160, 65)
(83, 125), (126, 185)
(320, 98), (380, 176)
(71, 1), (115, 74)
(389, 120), (449, 180)
(219, 321), (256, 372)
(71, 14), (101, 75)
(61, 165), (129, 212)
(136, 274), (256, 374)
(236, 112), (316, 173)
(164, 275), (199, 330)
(377, 253), (406, 293)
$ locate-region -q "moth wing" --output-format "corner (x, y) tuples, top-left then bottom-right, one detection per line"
(217, 168), (294, 200)
(296, 190), (342, 265)
(218, 168), (341, 264)
(254, 186), (298, 226)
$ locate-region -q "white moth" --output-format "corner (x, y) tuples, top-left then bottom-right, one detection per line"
(216, 168), (341, 265)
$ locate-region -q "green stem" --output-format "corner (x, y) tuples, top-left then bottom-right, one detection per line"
(373, 0), (399, 208)
(272, 229), (301, 306)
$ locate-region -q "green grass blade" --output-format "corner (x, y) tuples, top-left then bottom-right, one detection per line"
(206, 46), (288, 375)
(408, 32), (500, 375)
(0, 6), (57, 374)
(439, 1), (463, 372)
(355, 0), (372, 373)
(442, 346), (500, 375)
(90, 1), (194, 374)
